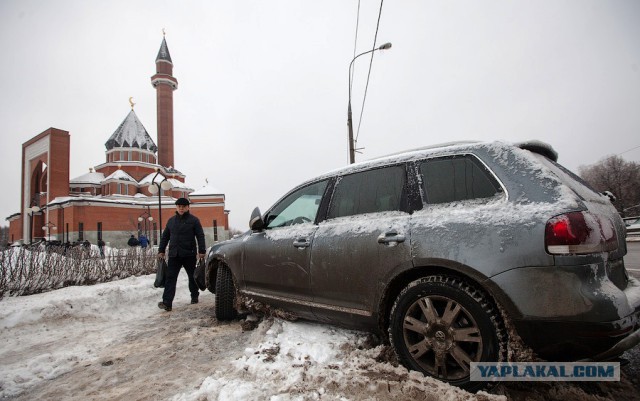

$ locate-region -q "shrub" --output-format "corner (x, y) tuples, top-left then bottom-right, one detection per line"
(0, 245), (156, 299)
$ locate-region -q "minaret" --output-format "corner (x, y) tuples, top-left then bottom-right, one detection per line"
(151, 33), (178, 168)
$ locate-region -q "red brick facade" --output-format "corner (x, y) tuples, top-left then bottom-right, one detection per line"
(7, 38), (228, 248)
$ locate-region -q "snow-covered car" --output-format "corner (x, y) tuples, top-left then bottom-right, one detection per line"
(627, 218), (640, 236)
(205, 140), (640, 391)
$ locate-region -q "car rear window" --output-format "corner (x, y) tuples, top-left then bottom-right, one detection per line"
(531, 153), (605, 203)
(419, 155), (501, 204)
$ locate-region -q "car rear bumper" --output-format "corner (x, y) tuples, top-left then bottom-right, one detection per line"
(490, 261), (640, 360)
(581, 326), (640, 362)
(512, 310), (640, 360)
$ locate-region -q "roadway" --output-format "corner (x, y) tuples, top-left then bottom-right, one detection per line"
(622, 239), (640, 394)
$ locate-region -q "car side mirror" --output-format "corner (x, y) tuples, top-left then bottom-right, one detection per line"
(249, 207), (265, 231)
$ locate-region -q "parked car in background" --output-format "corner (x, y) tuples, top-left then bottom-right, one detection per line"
(627, 217), (640, 236)
(205, 140), (640, 391)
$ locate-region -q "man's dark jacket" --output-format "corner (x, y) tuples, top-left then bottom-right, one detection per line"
(159, 211), (206, 257)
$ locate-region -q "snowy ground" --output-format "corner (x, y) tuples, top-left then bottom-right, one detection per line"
(0, 273), (638, 401)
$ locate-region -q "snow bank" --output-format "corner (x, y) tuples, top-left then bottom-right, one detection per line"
(173, 318), (506, 401)
(0, 274), (164, 397)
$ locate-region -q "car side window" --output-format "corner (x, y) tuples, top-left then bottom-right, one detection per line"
(265, 180), (328, 229)
(327, 165), (406, 219)
(419, 155), (500, 204)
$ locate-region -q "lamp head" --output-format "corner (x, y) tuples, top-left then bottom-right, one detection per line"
(161, 180), (173, 191)
(148, 185), (159, 195)
(378, 42), (392, 50)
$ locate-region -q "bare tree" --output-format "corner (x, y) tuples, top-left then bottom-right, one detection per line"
(579, 156), (640, 217)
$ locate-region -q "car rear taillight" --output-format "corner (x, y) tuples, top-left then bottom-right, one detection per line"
(545, 211), (618, 255)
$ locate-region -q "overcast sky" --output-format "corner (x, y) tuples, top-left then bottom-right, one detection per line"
(1, 0), (639, 230)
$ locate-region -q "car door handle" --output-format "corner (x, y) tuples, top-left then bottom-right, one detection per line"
(377, 232), (406, 245)
(293, 238), (311, 249)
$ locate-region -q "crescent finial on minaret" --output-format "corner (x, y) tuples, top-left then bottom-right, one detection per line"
(162, 28), (166, 37)
(129, 97), (135, 110)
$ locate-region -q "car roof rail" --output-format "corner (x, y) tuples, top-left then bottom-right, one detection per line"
(369, 141), (480, 161)
(366, 139), (559, 164)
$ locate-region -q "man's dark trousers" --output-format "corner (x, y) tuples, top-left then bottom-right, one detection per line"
(163, 255), (199, 307)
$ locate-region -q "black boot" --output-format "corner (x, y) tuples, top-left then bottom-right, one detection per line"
(158, 302), (172, 311)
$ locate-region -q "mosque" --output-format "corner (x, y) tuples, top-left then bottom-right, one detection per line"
(6, 36), (229, 248)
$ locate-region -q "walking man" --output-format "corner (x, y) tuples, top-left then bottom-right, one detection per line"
(157, 198), (206, 311)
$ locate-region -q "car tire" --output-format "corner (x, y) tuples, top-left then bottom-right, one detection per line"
(389, 275), (506, 392)
(214, 265), (237, 320)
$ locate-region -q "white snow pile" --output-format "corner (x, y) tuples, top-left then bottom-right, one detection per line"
(0, 273), (504, 401)
(0, 274), (163, 397)
(173, 318), (503, 401)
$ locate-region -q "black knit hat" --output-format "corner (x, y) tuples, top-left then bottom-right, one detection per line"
(175, 197), (190, 206)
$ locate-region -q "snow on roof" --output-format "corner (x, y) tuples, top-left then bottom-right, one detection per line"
(138, 173), (193, 191)
(138, 172), (161, 185)
(168, 178), (193, 191)
(105, 110), (157, 152)
(104, 169), (136, 182)
(164, 166), (184, 176)
(190, 183), (224, 196)
(70, 171), (105, 185)
(47, 196), (76, 206)
(47, 195), (175, 208)
(308, 140), (558, 188)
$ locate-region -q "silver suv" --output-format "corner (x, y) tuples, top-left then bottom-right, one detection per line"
(205, 140), (640, 391)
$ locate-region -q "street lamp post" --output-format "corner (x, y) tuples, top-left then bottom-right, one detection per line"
(347, 42), (392, 164)
(147, 170), (173, 239)
(25, 205), (41, 244)
(137, 209), (153, 240)
(42, 222), (57, 242)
